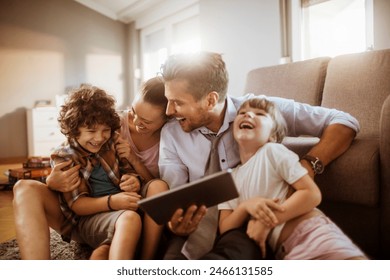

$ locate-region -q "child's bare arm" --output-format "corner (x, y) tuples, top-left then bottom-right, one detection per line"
(242, 197), (285, 227)
(71, 192), (141, 215)
(219, 197), (285, 234)
(272, 174), (321, 225)
(219, 209), (245, 234)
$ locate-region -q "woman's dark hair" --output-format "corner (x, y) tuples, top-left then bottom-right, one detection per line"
(140, 76), (167, 110)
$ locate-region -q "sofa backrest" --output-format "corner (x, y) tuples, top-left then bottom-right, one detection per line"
(244, 57), (330, 106)
(321, 49), (390, 138)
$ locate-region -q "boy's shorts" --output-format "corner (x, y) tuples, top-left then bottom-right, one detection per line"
(71, 210), (126, 249)
(276, 215), (366, 260)
(58, 179), (167, 247)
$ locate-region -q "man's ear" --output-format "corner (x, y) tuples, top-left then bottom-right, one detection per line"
(205, 91), (219, 109)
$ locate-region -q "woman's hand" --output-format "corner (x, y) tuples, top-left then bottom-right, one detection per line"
(167, 205), (207, 236)
(115, 136), (137, 164)
(119, 174), (141, 193)
(46, 160), (81, 192)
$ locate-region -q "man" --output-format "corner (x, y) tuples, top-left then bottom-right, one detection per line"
(158, 51), (360, 260)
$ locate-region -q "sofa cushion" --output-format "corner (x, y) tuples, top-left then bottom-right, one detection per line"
(316, 138), (380, 207)
(244, 57), (330, 106)
(284, 137), (380, 207)
(321, 49), (390, 138)
(282, 136), (319, 158)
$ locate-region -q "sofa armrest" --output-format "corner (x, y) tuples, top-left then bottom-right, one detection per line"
(380, 95), (390, 183)
(282, 136), (319, 158)
(380, 95), (390, 254)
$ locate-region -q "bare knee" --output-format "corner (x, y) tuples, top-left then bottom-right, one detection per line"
(146, 179), (169, 197)
(13, 179), (38, 194)
(116, 211), (142, 230)
(13, 179), (47, 205)
(13, 179), (60, 222)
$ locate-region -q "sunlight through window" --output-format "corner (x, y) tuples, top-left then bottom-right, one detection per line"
(302, 0), (370, 59)
(143, 29), (168, 80)
(141, 13), (200, 81)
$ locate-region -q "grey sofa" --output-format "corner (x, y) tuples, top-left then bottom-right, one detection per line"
(244, 48), (390, 259)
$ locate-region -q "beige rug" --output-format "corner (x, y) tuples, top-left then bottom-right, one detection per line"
(0, 229), (92, 260)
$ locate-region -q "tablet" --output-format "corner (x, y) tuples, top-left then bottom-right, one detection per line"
(138, 169), (239, 225)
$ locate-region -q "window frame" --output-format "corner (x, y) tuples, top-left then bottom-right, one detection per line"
(290, 0), (374, 61)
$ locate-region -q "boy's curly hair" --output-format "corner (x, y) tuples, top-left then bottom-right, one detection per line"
(58, 85), (121, 139)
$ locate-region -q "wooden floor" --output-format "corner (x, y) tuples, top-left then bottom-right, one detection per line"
(0, 159), (24, 243)
(0, 190), (15, 243)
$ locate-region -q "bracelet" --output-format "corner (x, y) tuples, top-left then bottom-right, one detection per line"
(107, 194), (114, 211)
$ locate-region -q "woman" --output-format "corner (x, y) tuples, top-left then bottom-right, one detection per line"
(117, 76), (168, 181)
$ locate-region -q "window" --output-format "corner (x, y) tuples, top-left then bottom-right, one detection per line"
(292, 0), (373, 60)
(140, 5), (200, 81)
(142, 28), (168, 80)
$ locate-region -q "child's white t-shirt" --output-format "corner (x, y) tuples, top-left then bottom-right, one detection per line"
(219, 142), (308, 250)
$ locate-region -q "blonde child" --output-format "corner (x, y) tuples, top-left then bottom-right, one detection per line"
(218, 96), (367, 259)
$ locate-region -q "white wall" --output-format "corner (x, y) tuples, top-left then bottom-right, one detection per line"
(0, 0), (127, 158)
(199, 0), (282, 96)
(374, 0), (390, 50)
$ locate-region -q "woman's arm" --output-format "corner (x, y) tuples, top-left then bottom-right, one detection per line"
(115, 136), (155, 182)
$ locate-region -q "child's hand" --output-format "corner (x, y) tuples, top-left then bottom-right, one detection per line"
(247, 219), (272, 258)
(110, 192), (141, 211)
(119, 174), (141, 192)
(244, 197), (284, 227)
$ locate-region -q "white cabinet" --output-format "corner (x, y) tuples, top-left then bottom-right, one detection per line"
(27, 107), (66, 157)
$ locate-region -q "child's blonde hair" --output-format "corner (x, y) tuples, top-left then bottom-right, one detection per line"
(238, 96), (287, 143)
